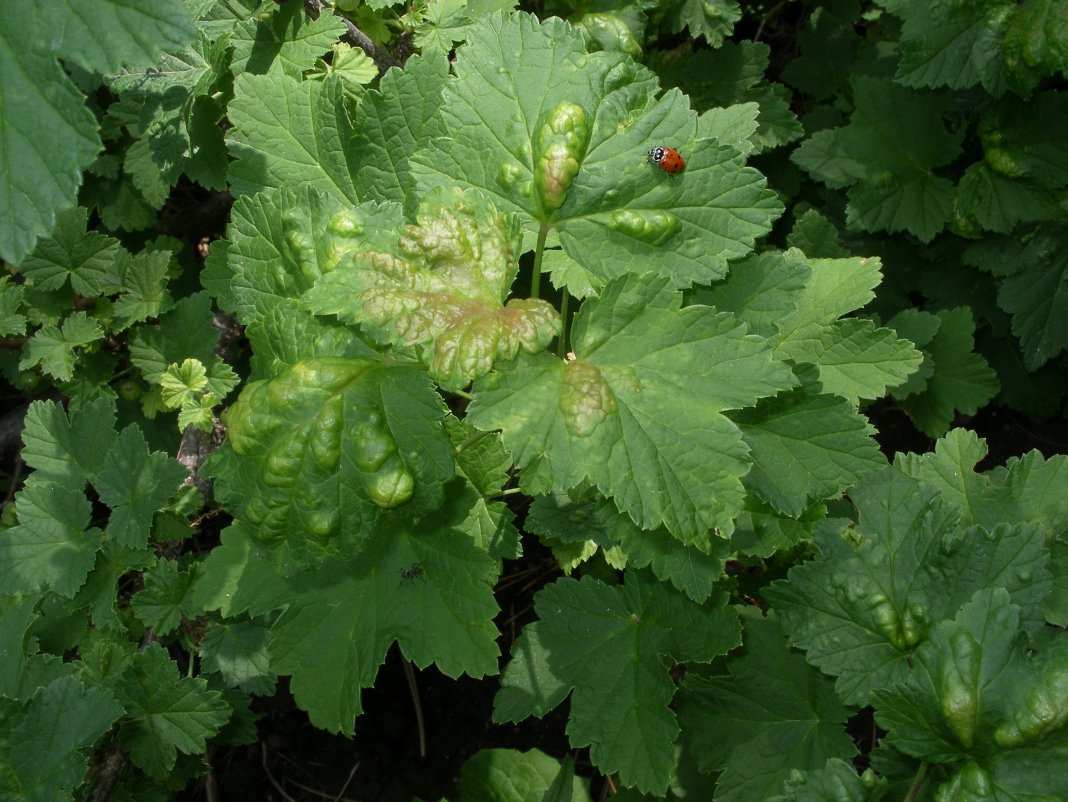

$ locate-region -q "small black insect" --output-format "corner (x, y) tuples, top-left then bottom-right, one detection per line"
(400, 563), (424, 582)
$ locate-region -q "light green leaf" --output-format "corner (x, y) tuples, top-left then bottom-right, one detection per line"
(305, 186), (561, 390)
(468, 275), (796, 547)
(19, 311), (104, 382)
(216, 357), (454, 568)
(0, 482), (100, 598)
(116, 644), (230, 778)
(732, 390), (885, 517)
(224, 187), (403, 329)
(352, 50), (449, 215)
(231, 1), (346, 78)
(161, 358), (209, 408)
(679, 610), (857, 802)
(809, 319), (925, 404)
(494, 571), (740, 794)
(411, 12), (781, 292)
(227, 74), (360, 201)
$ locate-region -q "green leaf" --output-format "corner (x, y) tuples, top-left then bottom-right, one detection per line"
(494, 571), (740, 794)
(765, 467), (1052, 707)
(0, 6), (97, 263)
(664, 0), (740, 46)
(227, 73), (360, 202)
(888, 0), (1012, 95)
(129, 291), (220, 384)
(231, 1), (346, 78)
(457, 749), (593, 802)
(20, 398), (117, 487)
(411, 12), (781, 292)
(19, 311), (104, 382)
(526, 492), (730, 603)
(305, 186), (561, 390)
(787, 210), (849, 259)
(37, 0), (195, 74)
(731, 390), (885, 517)
(6, 675), (123, 802)
(1002, 0), (1068, 95)
(264, 484), (500, 734)
(890, 307), (999, 438)
(216, 357), (454, 567)
(0, 275), (26, 336)
(108, 28), (225, 97)
(352, 50), (449, 215)
(161, 358), (209, 408)
(131, 559), (197, 636)
(116, 643), (230, 778)
(199, 618), (276, 696)
(0, 482), (100, 598)
(872, 589), (1068, 799)
(965, 223), (1068, 371)
(94, 425), (189, 548)
(468, 275), (795, 547)
(769, 759), (888, 802)
(16, 207), (121, 295)
(224, 187), (403, 329)
(679, 610), (857, 802)
(112, 248), (175, 330)
(792, 78), (963, 242)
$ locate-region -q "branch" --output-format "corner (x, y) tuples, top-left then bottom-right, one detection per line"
(305, 0), (400, 74)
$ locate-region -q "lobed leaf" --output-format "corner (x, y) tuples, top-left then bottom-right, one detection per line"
(468, 275), (796, 546)
(305, 186), (560, 389)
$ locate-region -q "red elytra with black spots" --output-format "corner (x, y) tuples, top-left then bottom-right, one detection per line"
(647, 146), (686, 174)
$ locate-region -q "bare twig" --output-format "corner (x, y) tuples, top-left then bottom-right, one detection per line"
(87, 745), (128, 802)
(305, 0), (400, 74)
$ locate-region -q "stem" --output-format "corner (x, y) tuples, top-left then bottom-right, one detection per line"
(904, 761), (928, 802)
(530, 224), (549, 299)
(556, 290), (570, 359)
(400, 654), (427, 758)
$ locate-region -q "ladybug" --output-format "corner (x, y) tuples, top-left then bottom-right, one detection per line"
(648, 146), (686, 174)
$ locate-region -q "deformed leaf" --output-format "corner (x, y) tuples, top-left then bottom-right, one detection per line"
(765, 466), (1052, 707)
(306, 186), (560, 390)
(469, 274), (795, 547)
(215, 357), (454, 568)
(872, 589), (1068, 798)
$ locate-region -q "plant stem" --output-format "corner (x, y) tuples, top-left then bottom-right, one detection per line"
(400, 655), (426, 758)
(905, 761), (928, 802)
(557, 290), (570, 358)
(530, 224), (549, 299)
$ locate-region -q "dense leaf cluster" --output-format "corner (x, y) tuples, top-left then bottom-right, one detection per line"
(0, 1), (1066, 800)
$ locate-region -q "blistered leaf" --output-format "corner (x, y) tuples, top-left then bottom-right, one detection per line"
(469, 275), (795, 547)
(306, 186), (560, 389)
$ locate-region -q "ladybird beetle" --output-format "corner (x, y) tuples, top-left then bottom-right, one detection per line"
(648, 146), (686, 174)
